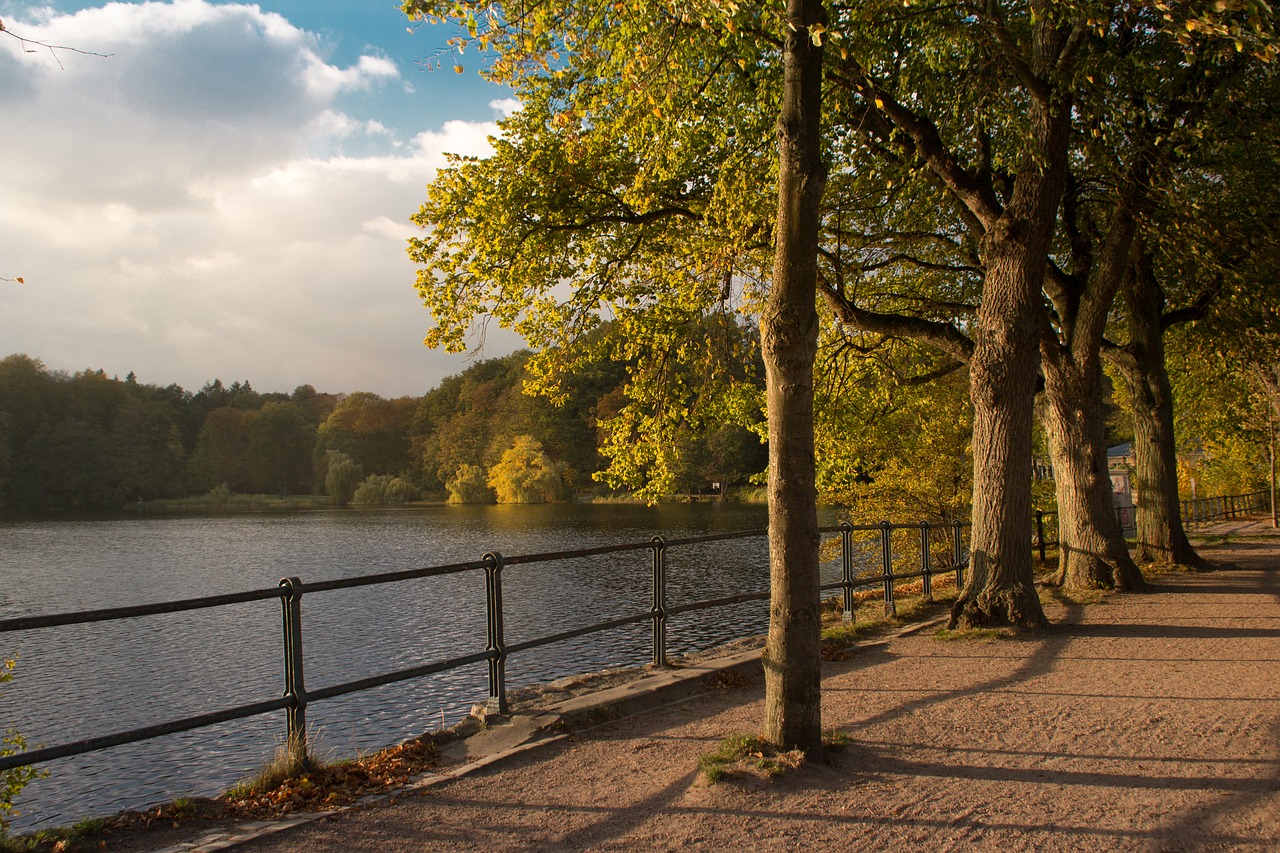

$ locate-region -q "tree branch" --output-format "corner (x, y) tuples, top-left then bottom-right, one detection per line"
(819, 282), (976, 364)
(1, 18), (111, 69)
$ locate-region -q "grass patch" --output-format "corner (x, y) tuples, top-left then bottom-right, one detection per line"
(823, 729), (851, 749)
(706, 671), (753, 691)
(818, 584), (958, 659)
(3, 733), (443, 852)
(587, 704), (618, 724)
(698, 735), (804, 784)
(238, 732), (315, 795)
(933, 627), (1006, 642)
(220, 734), (438, 817)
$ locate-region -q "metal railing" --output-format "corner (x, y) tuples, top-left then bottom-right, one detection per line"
(1181, 490), (1271, 525)
(0, 519), (968, 774)
(1033, 510), (1060, 562)
(1032, 490), (1271, 561)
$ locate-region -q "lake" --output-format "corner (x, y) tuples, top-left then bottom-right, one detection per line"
(0, 503), (843, 831)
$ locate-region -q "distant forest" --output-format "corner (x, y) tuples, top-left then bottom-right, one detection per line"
(0, 352), (768, 512)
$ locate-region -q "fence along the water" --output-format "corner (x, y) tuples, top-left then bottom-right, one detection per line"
(1032, 489), (1273, 561)
(0, 519), (967, 775)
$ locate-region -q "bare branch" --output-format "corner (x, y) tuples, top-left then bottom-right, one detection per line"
(1, 18), (112, 69)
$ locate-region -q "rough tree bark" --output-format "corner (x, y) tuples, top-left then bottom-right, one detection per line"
(761, 0), (826, 754)
(1104, 246), (1210, 568)
(1040, 357), (1147, 589)
(956, 217), (1054, 631)
(948, 9), (1077, 631)
(1040, 179), (1147, 592)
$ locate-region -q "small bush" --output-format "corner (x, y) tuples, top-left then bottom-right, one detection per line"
(1, 659), (47, 837)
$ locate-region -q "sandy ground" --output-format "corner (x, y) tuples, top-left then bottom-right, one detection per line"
(211, 527), (1280, 853)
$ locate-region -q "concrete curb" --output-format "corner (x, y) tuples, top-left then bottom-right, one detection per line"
(147, 649), (766, 852)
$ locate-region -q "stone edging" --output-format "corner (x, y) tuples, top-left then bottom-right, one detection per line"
(146, 650), (766, 852)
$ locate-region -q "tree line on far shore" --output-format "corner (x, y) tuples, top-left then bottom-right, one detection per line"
(0, 348), (769, 512)
(2, 316), (1271, 516)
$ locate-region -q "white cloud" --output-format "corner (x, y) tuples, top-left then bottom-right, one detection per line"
(490, 97), (523, 116)
(0, 1), (516, 396)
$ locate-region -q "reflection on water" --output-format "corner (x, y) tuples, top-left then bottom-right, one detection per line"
(0, 503), (842, 831)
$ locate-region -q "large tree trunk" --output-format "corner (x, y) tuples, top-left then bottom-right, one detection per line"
(1041, 355), (1147, 590)
(948, 9), (1075, 632)
(953, 221), (1051, 631)
(1109, 248), (1208, 569)
(761, 0), (825, 755)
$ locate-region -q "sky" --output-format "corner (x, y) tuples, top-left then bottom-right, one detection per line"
(0, 0), (526, 397)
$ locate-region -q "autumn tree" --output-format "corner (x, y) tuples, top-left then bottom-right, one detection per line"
(314, 392), (416, 479)
(446, 463), (493, 504)
(815, 337), (972, 526)
(487, 435), (566, 503)
(402, 0), (831, 750)
(353, 473), (419, 505)
(1103, 60), (1280, 566)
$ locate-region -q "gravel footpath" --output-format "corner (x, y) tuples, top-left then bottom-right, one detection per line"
(204, 525), (1280, 853)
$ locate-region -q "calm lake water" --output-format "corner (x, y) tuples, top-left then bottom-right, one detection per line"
(0, 503), (843, 831)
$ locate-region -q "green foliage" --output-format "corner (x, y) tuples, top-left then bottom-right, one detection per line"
(402, 0), (779, 501)
(445, 464), (492, 504)
(1168, 327), (1273, 497)
(1, 659), (46, 836)
(314, 392), (416, 480)
(323, 451), (363, 508)
(247, 402), (315, 496)
(352, 474), (419, 506)
(0, 355), (193, 510)
(816, 337), (972, 523)
(487, 436), (566, 504)
(187, 407), (255, 493)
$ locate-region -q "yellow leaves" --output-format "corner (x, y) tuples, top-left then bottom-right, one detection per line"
(454, 63), (464, 73)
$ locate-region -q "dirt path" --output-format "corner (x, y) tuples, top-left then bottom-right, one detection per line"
(214, 530), (1280, 852)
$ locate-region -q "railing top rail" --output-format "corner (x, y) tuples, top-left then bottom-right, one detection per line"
(500, 538), (662, 566)
(1, 516), (977, 635)
(299, 559), (486, 593)
(0, 586), (285, 634)
(0, 529), (769, 632)
(820, 521), (970, 534)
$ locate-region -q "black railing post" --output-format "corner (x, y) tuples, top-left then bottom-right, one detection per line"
(919, 521), (932, 602)
(483, 552), (508, 714)
(953, 520), (964, 588)
(651, 536), (668, 667)
(279, 577), (307, 747)
(1035, 510), (1047, 563)
(840, 522), (855, 623)
(880, 521), (896, 617)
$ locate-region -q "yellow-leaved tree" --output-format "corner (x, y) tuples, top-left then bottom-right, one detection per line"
(487, 436), (566, 504)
